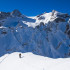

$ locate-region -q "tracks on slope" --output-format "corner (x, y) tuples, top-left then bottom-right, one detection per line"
(0, 54), (9, 64)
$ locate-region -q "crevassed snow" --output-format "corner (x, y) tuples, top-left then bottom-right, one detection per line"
(0, 52), (70, 70)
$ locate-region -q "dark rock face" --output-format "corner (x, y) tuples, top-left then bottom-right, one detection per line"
(1, 30), (7, 35)
(0, 9), (22, 20)
(38, 16), (45, 20)
(57, 13), (70, 18)
(11, 9), (22, 17)
(40, 22), (44, 26)
(65, 24), (70, 38)
(66, 24), (69, 32)
(0, 12), (10, 20)
(54, 18), (65, 23)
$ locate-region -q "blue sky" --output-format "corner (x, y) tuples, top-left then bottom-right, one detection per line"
(0, 0), (70, 16)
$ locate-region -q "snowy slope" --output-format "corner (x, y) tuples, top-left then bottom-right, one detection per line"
(0, 10), (70, 58)
(0, 52), (70, 70)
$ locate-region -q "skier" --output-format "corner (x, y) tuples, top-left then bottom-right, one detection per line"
(19, 53), (21, 58)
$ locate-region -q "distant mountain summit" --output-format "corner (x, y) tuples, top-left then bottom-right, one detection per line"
(0, 10), (70, 58)
(11, 9), (22, 17)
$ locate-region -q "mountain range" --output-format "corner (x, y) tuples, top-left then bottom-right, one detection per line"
(0, 10), (70, 58)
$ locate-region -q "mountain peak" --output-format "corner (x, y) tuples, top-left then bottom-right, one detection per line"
(11, 9), (22, 17)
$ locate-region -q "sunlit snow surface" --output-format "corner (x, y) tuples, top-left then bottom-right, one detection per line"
(0, 52), (70, 70)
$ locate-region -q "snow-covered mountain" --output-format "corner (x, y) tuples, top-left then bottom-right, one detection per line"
(0, 10), (70, 58)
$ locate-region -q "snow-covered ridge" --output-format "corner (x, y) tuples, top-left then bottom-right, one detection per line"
(0, 10), (70, 58)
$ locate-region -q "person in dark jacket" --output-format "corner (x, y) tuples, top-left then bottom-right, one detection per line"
(19, 53), (21, 58)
